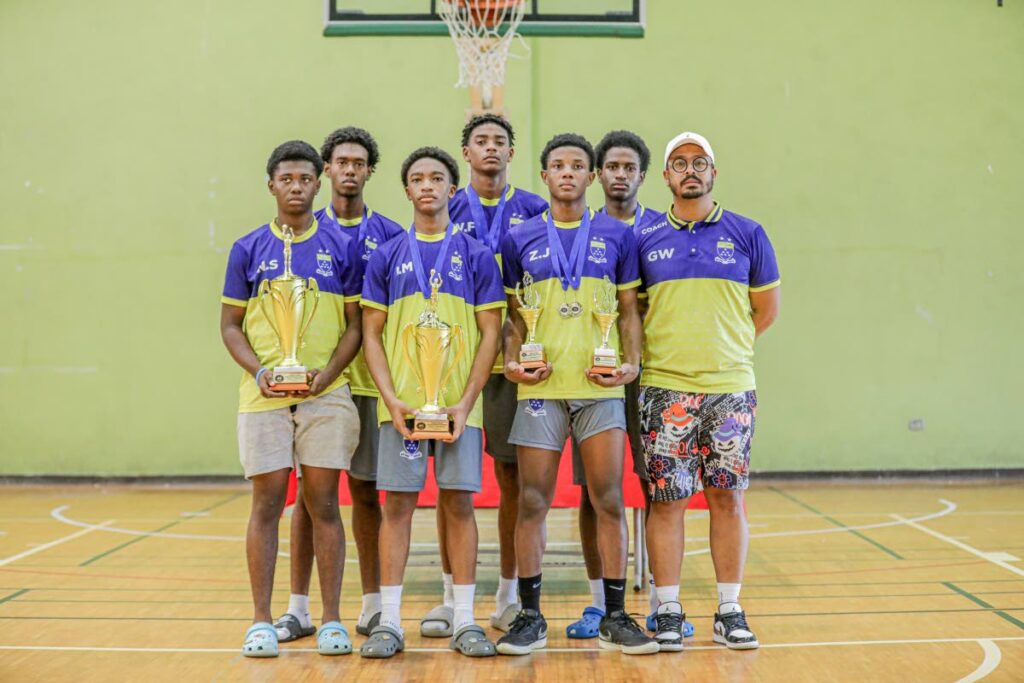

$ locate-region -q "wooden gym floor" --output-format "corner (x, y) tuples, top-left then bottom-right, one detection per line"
(0, 480), (1022, 682)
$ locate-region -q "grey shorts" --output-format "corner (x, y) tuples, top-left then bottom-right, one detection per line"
(348, 395), (380, 481)
(236, 385), (360, 480)
(509, 398), (626, 453)
(572, 379), (646, 486)
(376, 425), (484, 493)
(482, 373), (518, 463)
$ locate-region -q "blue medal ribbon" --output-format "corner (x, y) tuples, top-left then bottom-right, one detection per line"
(407, 223), (455, 300)
(465, 185), (508, 253)
(545, 209), (592, 292)
(599, 203), (643, 229)
(326, 204), (370, 248)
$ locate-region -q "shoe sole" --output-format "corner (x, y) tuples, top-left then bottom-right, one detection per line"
(712, 632), (760, 650)
(496, 637), (547, 655)
(598, 638), (661, 655)
(656, 639), (684, 652)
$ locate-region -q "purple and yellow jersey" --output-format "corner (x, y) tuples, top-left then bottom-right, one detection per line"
(361, 229), (506, 428)
(600, 204), (663, 238)
(500, 209), (642, 401)
(638, 203), (781, 394)
(316, 206), (405, 397)
(221, 217), (362, 413)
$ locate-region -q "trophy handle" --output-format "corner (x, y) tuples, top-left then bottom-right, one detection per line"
(297, 277), (320, 349)
(401, 323), (425, 394)
(257, 279), (282, 341)
(438, 325), (466, 397)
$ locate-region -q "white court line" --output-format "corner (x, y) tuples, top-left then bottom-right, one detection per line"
(1, 636), (1022, 655)
(956, 639), (1002, 683)
(891, 514), (1024, 579)
(0, 521), (115, 567)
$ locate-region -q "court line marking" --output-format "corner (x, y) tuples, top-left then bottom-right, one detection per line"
(0, 521), (115, 567)
(891, 514), (1024, 578)
(956, 639), (1001, 683)
(0, 635), (1022, 654)
(944, 583), (1024, 631)
(771, 488), (904, 559)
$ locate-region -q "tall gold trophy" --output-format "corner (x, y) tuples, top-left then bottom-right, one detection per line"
(401, 270), (466, 441)
(590, 276), (619, 376)
(257, 224), (320, 391)
(515, 271), (546, 370)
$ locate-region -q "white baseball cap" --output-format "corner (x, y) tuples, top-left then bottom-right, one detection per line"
(663, 131), (715, 167)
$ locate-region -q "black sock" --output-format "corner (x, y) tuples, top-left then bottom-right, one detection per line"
(518, 573), (542, 612)
(604, 578), (626, 615)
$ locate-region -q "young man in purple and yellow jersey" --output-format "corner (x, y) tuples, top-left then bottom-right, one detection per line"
(272, 127), (405, 644)
(496, 133), (658, 656)
(420, 114), (548, 638)
(638, 132), (780, 652)
(220, 140), (363, 658)
(358, 147), (504, 659)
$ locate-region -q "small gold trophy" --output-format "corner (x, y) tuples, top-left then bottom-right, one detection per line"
(257, 224), (320, 391)
(401, 270), (466, 441)
(590, 276), (619, 376)
(515, 271), (546, 370)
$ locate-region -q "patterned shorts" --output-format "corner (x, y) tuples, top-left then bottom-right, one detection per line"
(639, 386), (757, 502)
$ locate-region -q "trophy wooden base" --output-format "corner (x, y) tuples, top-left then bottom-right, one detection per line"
(520, 343), (546, 370)
(590, 350), (618, 376)
(270, 366), (309, 392)
(408, 413), (456, 443)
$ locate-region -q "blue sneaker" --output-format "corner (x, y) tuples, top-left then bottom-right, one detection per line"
(647, 609), (694, 637)
(566, 606), (605, 639)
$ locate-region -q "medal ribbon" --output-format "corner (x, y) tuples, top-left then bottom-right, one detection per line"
(327, 204), (370, 248)
(465, 185), (508, 253)
(545, 209), (592, 292)
(407, 223), (455, 300)
(599, 203), (643, 229)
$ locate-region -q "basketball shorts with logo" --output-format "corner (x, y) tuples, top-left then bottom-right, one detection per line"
(508, 398), (626, 454)
(482, 373), (518, 463)
(638, 386), (757, 502)
(376, 425), (484, 493)
(236, 385), (360, 480)
(571, 378), (645, 486)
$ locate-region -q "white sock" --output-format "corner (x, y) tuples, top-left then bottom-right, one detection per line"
(495, 576), (518, 609)
(655, 584), (680, 606)
(442, 572), (454, 608)
(588, 578), (606, 612)
(452, 584), (476, 633)
(287, 593), (312, 627)
(648, 578), (658, 612)
(380, 585), (403, 634)
(718, 582), (742, 612)
(359, 592), (382, 626)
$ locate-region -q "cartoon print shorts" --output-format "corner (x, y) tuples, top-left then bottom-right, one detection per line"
(638, 386), (757, 502)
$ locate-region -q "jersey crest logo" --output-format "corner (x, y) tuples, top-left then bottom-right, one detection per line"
(400, 439), (423, 460)
(525, 399), (547, 417)
(449, 251), (464, 282)
(315, 249), (334, 277)
(509, 217), (523, 226)
(363, 237), (378, 261)
(588, 238), (607, 264)
(715, 239), (736, 265)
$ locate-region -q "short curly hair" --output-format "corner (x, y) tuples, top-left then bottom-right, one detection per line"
(400, 146), (460, 187)
(266, 140), (324, 178)
(320, 126), (380, 170)
(540, 133), (595, 171)
(595, 130), (651, 173)
(461, 114), (516, 148)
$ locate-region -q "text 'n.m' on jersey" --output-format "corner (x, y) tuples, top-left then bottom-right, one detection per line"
(638, 203), (780, 394)
(500, 209), (642, 401)
(221, 217), (363, 412)
(361, 229), (506, 428)
(316, 206), (405, 398)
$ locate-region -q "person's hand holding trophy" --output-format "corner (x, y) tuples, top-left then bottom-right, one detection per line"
(506, 270), (553, 385)
(586, 275), (638, 386)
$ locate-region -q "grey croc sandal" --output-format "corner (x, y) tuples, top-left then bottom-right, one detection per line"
(274, 613), (316, 642)
(449, 624), (497, 657)
(356, 611), (381, 637)
(359, 625), (405, 659)
(420, 604), (454, 638)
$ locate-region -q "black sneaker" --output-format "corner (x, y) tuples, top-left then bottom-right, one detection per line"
(598, 610), (660, 655)
(713, 609), (759, 650)
(496, 609), (547, 655)
(653, 602), (684, 652)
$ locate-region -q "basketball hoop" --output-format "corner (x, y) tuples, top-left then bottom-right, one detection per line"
(438, 0), (527, 117)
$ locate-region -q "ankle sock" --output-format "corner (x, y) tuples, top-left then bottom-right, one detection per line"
(518, 573), (542, 612)
(495, 576), (518, 609)
(717, 582), (741, 610)
(380, 584), (403, 634)
(655, 584), (680, 606)
(452, 584), (476, 633)
(442, 572), (454, 608)
(588, 578), (606, 612)
(359, 592), (382, 626)
(287, 593), (312, 627)
(603, 577), (626, 615)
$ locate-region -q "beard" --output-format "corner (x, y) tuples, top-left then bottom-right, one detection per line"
(678, 175), (714, 199)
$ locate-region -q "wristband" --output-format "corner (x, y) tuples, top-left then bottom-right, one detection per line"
(255, 368), (268, 385)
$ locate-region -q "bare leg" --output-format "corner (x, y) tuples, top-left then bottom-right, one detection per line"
(298, 466), (344, 623)
(436, 505), (452, 575)
(289, 484), (314, 597)
(246, 468), (291, 624)
(379, 492), (420, 586)
(577, 486), (603, 581)
(493, 459), (520, 580)
(705, 488), (747, 583)
(347, 476), (381, 594)
(438, 489), (478, 584)
(577, 429), (628, 580)
(646, 498), (688, 587)
(514, 447), (561, 578)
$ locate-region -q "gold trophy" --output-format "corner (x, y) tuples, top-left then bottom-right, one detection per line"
(401, 270), (466, 441)
(515, 271), (546, 370)
(257, 224), (320, 391)
(590, 276), (619, 376)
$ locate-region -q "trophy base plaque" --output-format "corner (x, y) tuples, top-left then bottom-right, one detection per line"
(520, 343), (547, 370)
(590, 349), (618, 377)
(270, 366), (310, 391)
(409, 411), (456, 442)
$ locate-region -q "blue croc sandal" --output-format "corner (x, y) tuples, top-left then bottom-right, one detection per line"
(647, 610), (694, 637)
(242, 622), (279, 658)
(566, 606), (605, 639)
(317, 621), (353, 656)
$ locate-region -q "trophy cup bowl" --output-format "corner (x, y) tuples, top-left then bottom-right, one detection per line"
(258, 275), (320, 391)
(590, 276), (619, 376)
(401, 320), (466, 442)
(516, 272), (546, 370)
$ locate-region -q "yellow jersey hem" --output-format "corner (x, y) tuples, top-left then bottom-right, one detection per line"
(221, 296), (248, 307)
(749, 279), (781, 293)
(361, 299), (388, 312)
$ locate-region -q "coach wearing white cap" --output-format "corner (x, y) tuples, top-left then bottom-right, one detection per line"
(635, 132), (781, 652)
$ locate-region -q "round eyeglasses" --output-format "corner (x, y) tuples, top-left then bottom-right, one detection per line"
(669, 157), (712, 173)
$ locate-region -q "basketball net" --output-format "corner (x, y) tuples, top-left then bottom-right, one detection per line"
(438, 0), (528, 117)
